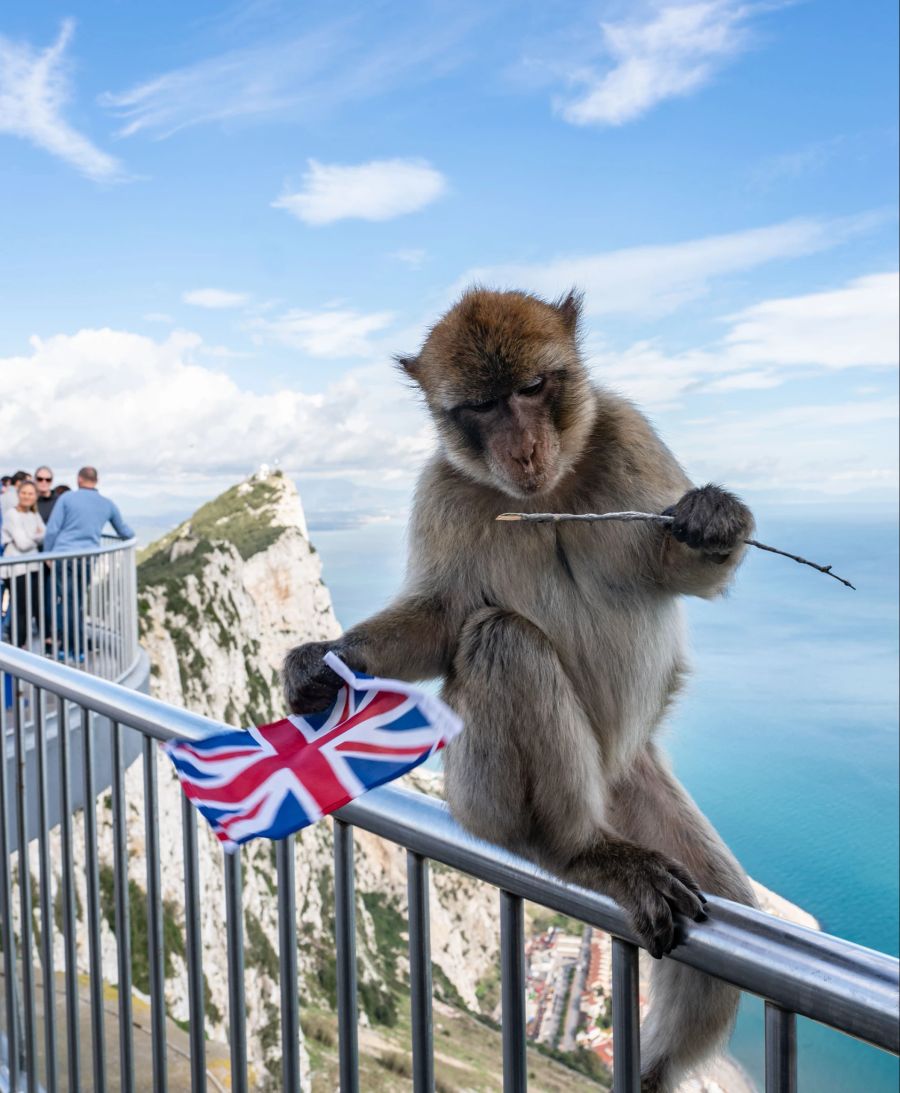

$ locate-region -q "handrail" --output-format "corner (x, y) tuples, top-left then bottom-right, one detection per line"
(1, 641), (897, 1057)
(0, 535), (137, 567)
(0, 537), (140, 690)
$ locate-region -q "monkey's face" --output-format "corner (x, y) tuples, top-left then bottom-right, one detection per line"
(443, 372), (568, 497)
(399, 289), (595, 498)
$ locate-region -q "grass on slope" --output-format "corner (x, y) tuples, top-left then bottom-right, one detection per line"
(301, 1000), (610, 1092)
(138, 473), (290, 592)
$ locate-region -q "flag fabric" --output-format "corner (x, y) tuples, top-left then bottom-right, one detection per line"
(164, 652), (463, 851)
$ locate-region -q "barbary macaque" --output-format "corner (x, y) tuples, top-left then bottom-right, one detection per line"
(283, 288), (755, 1091)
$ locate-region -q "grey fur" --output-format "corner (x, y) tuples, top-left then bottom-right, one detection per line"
(283, 289), (756, 1091)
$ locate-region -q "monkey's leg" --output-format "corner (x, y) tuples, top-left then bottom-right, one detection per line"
(442, 609), (706, 960)
(442, 607), (608, 860)
(608, 745), (756, 1093)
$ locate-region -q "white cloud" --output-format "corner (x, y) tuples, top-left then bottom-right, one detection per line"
(750, 135), (847, 191)
(724, 272), (899, 368)
(675, 399), (899, 497)
(0, 19), (123, 180)
(99, 15), (473, 139)
(183, 288), (250, 309)
(273, 159), (446, 226)
(0, 328), (432, 480)
(587, 271), (899, 409)
(391, 248), (428, 268)
(701, 369), (782, 392)
(459, 216), (870, 318)
(249, 307), (395, 358)
(1, 295), (895, 507)
(558, 1), (758, 127)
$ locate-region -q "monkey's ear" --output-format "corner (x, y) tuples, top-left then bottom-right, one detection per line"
(555, 289), (584, 336)
(394, 353), (421, 384)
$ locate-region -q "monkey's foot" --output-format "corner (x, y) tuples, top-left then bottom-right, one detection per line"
(618, 849), (708, 960)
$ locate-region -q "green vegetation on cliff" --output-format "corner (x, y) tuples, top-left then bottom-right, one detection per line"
(137, 473), (290, 595)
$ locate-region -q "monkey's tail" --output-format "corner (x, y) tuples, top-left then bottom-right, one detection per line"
(638, 960), (742, 1092)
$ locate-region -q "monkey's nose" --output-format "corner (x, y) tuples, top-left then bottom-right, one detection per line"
(512, 442), (536, 470)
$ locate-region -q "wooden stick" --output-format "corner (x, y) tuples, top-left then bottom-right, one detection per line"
(496, 511), (856, 590)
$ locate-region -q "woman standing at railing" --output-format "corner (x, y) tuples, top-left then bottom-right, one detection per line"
(0, 479), (45, 647)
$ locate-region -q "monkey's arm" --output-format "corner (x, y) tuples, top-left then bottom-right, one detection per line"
(655, 483), (754, 598)
(283, 590), (458, 714)
(589, 392), (752, 598)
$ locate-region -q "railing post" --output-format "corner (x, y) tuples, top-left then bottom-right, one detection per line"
(765, 1001), (797, 1093)
(225, 851), (248, 1093)
(82, 707), (107, 1093)
(57, 699), (81, 1092)
(143, 737), (167, 1092)
(0, 673), (21, 1093)
(111, 722), (135, 1093)
(499, 889), (527, 1093)
(334, 819), (360, 1093)
(181, 795), (207, 1092)
(276, 836), (301, 1093)
(612, 938), (641, 1093)
(14, 676), (38, 1092)
(34, 689), (58, 1093)
(407, 851), (434, 1093)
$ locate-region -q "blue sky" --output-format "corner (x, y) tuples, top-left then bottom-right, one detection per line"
(0, 0), (897, 527)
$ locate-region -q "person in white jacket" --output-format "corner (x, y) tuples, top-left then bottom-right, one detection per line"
(1, 480), (45, 647)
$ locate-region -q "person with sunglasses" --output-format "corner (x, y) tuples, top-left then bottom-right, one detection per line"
(34, 466), (58, 524)
(33, 466), (60, 647)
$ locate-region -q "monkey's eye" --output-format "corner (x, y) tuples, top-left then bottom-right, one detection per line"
(467, 398), (498, 414)
(518, 376), (545, 396)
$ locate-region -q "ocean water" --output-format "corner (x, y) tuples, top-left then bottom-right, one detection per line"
(312, 512), (899, 1092)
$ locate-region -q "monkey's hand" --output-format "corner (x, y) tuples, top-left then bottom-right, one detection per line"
(282, 640), (354, 715)
(664, 484), (753, 559)
(608, 846), (708, 960)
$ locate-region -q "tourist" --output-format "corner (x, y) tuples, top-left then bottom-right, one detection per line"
(43, 466), (134, 656)
(34, 466), (57, 524)
(1, 471), (30, 515)
(34, 466), (60, 644)
(0, 479), (45, 647)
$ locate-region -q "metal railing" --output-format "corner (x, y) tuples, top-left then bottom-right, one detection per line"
(0, 642), (897, 1093)
(0, 537), (139, 690)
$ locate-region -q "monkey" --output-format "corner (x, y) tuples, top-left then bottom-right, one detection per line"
(283, 288), (756, 1092)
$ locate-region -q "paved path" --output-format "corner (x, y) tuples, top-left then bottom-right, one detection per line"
(0, 964), (232, 1091)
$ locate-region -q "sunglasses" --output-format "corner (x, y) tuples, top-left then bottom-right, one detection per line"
(36, 476), (52, 483)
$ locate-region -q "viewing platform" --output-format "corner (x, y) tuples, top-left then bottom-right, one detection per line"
(1, 538), (149, 851)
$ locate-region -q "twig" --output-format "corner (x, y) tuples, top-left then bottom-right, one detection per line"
(496, 511), (856, 590)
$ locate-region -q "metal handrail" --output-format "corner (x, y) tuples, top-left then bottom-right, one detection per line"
(0, 535), (136, 568)
(1, 642), (898, 1053)
(0, 536), (140, 691)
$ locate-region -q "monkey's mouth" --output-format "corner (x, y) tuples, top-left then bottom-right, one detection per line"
(498, 460), (560, 498)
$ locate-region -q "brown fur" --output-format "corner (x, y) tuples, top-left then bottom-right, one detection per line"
(284, 288), (756, 1091)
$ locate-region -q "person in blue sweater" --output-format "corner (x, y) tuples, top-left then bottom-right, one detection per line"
(43, 466), (135, 658)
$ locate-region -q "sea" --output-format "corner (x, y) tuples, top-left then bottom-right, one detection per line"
(311, 508), (899, 1093)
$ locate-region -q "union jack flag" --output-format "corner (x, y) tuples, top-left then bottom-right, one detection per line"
(164, 653), (463, 851)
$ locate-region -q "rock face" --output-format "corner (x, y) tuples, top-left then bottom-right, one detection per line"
(137, 473), (339, 725)
(131, 471), (501, 1087)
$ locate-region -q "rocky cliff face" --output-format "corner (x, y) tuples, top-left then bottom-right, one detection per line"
(137, 473), (339, 726)
(131, 471), (500, 1087)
